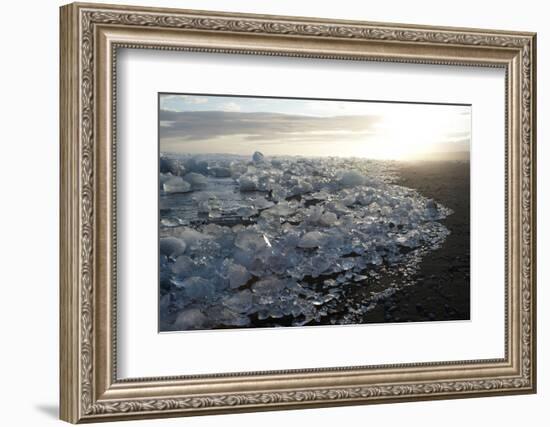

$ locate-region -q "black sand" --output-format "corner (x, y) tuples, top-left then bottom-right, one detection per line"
(362, 160), (471, 323)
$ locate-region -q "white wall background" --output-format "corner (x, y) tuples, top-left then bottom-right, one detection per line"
(0, 0), (545, 425)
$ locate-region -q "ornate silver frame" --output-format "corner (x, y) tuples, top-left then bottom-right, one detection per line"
(60, 2), (536, 423)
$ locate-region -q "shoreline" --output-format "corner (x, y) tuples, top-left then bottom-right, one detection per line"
(360, 160), (471, 323)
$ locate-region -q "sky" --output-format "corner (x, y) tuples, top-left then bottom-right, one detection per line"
(159, 94), (471, 160)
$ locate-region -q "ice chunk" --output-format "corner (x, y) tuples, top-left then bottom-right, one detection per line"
(174, 308), (207, 330)
(252, 151), (265, 162)
(425, 199), (439, 215)
(291, 180), (313, 195)
(305, 206), (323, 224)
(263, 201), (297, 218)
(171, 255), (195, 276)
(298, 231), (326, 248)
(159, 173), (174, 190)
(179, 276), (216, 300)
(197, 200), (211, 214)
(192, 191), (214, 202)
(163, 176), (191, 193)
(341, 193), (357, 206)
(250, 197), (275, 210)
(184, 157), (209, 174)
(270, 184), (287, 201)
(193, 193), (220, 216)
(339, 170), (367, 188)
(159, 237), (186, 258)
(159, 293), (171, 310)
(160, 217), (181, 227)
(252, 276), (287, 294)
(237, 206), (258, 217)
(319, 212), (338, 226)
(310, 255), (330, 277)
(228, 263), (251, 289)
(324, 279), (338, 287)
(210, 274), (230, 291)
(183, 172), (208, 189)
(210, 307), (251, 327)
(238, 175), (258, 191)
(229, 161), (247, 176)
(171, 228), (211, 247)
(264, 253), (291, 275)
(223, 289), (253, 312)
(208, 166), (232, 178)
(160, 157), (184, 176)
(234, 230), (271, 252)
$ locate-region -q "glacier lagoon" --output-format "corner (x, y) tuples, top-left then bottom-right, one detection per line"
(158, 152), (455, 331)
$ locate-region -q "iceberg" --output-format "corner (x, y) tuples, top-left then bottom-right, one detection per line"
(252, 151), (265, 162)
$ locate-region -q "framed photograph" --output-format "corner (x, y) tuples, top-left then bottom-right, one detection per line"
(60, 2), (537, 423)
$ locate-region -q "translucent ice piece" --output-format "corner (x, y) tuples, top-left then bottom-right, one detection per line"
(208, 166), (232, 178)
(319, 212), (338, 226)
(159, 236), (186, 258)
(160, 157), (185, 176)
(252, 276), (288, 294)
(338, 170), (367, 188)
(238, 175), (258, 191)
(222, 289), (254, 313)
(179, 276), (216, 300)
(228, 263), (251, 289)
(171, 255), (195, 277)
(174, 308), (207, 330)
(182, 172), (208, 189)
(298, 231), (326, 248)
(163, 176), (191, 193)
(252, 151), (265, 162)
(234, 230), (271, 252)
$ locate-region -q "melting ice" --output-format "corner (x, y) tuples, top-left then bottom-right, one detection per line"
(159, 152), (452, 331)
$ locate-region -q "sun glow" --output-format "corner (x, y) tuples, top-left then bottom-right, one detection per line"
(360, 105), (471, 160)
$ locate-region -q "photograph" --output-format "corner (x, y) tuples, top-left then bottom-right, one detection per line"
(158, 94), (471, 332)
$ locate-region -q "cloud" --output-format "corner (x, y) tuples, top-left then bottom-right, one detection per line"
(159, 110), (381, 144)
(159, 95), (209, 111)
(220, 102), (241, 112)
(186, 97), (209, 105)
